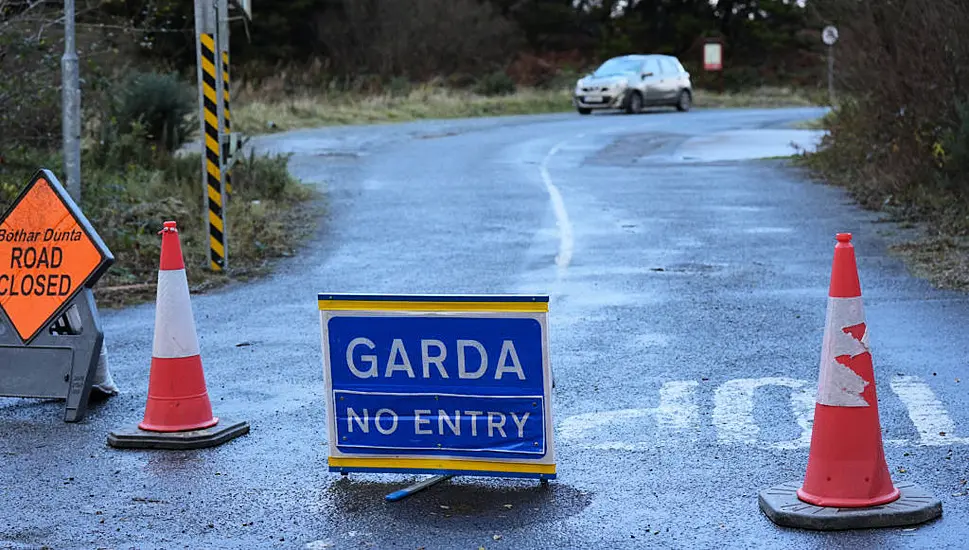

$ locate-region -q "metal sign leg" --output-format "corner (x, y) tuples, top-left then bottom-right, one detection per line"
(385, 475), (454, 502)
(64, 288), (103, 422)
(0, 288), (104, 422)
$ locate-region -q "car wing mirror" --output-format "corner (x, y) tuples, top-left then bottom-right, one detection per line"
(641, 72), (653, 79)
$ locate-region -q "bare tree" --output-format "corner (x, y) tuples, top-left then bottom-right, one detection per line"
(0, 1), (65, 152)
(812, 0), (969, 202)
(319, 0), (522, 81)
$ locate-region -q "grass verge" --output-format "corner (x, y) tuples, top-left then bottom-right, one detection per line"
(0, 150), (319, 308)
(693, 86), (820, 110)
(235, 87), (573, 134)
(234, 85), (819, 134)
(889, 236), (969, 291)
(798, 136), (969, 291)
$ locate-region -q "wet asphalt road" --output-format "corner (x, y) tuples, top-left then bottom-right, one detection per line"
(3, 107), (969, 550)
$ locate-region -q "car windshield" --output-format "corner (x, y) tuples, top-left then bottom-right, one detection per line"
(593, 58), (641, 77)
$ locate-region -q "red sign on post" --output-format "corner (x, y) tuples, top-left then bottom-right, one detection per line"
(703, 40), (723, 71)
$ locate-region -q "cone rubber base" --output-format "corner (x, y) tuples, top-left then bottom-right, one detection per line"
(759, 481), (941, 531)
(107, 418), (249, 450)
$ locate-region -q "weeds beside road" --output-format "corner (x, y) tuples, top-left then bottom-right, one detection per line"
(234, 85), (819, 135)
(0, 150), (319, 308)
(798, 0), (969, 291)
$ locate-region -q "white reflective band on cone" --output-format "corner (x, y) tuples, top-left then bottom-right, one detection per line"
(152, 269), (201, 359)
(816, 296), (871, 407)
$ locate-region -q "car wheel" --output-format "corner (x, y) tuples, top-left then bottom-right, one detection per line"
(676, 90), (692, 112)
(623, 91), (643, 115)
(577, 107), (591, 115)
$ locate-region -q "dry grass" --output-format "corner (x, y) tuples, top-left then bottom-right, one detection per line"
(890, 235), (969, 291)
(693, 86), (819, 109)
(800, 115), (969, 292)
(234, 85), (819, 134)
(234, 86), (572, 134)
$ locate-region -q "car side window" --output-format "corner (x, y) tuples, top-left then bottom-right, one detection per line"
(642, 58), (660, 76)
(659, 58), (677, 75)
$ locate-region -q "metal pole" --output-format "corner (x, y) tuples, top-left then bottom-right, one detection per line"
(61, 0), (81, 202)
(385, 475), (454, 502)
(214, 0), (229, 261)
(195, 0), (228, 271)
(218, 0), (232, 198)
(827, 45), (835, 106)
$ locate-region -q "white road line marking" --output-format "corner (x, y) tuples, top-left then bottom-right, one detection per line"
(655, 379), (700, 429)
(540, 138), (577, 275)
(774, 382), (816, 450)
(712, 377), (812, 448)
(558, 375), (968, 451)
(557, 380), (698, 450)
(890, 375), (969, 446)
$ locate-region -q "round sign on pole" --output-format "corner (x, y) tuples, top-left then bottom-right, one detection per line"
(822, 25), (839, 46)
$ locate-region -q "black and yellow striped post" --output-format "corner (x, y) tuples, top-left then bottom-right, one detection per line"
(198, 32), (227, 271)
(221, 50), (232, 198)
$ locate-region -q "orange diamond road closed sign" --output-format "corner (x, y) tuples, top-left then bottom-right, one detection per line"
(0, 170), (113, 343)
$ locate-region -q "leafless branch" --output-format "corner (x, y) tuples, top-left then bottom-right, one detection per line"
(77, 22), (193, 34)
(9, 17), (191, 36)
(0, 0), (47, 31)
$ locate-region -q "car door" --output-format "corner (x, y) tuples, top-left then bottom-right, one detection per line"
(656, 57), (680, 103)
(639, 57), (664, 105)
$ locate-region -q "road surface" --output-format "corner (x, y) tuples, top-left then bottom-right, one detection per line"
(2, 107), (968, 549)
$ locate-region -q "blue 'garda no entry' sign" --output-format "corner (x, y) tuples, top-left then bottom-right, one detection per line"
(318, 294), (556, 479)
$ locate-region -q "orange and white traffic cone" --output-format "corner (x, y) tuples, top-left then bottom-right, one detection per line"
(759, 233), (941, 530)
(108, 221), (248, 449)
(797, 232), (896, 508)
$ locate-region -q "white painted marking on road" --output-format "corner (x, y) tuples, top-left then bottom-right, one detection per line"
(540, 138), (578, 275)
(654, 380), (700, 429)
(557, 380), (698, 450)
(890, 375), (969, 446)
(712, 377), (812, 448)
(775, 383), (816, 450)
(558, 375), (968, 452)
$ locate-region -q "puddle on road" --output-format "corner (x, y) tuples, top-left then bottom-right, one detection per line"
(312, 151), (360, 159)
(703, 205), (768, 213)
(416, 131), (461, 140)
(586, 133), (687, 166)
(651, 262), (724, 274)
(634, 332), (673, 348)
(321, 476), (593, 529)
(744, 226), (795, 234)
(675, 129), (825, 162)
(142, 451), (207, 473)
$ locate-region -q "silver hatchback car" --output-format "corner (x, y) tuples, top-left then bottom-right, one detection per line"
(573, 54), (693, 115)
